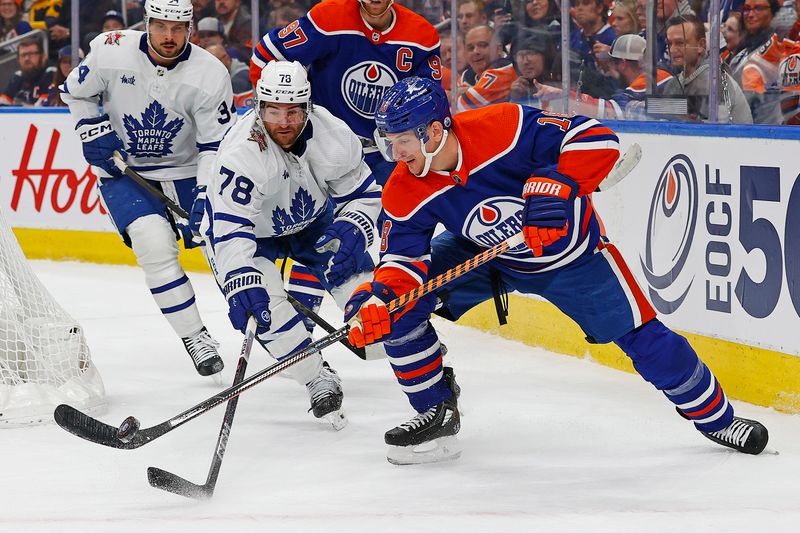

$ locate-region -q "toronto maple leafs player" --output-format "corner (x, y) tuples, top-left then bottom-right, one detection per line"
(344, 77), (769, 464)
(200, 61), (383, 427)
(250, 0), (443, 332)
(60, 0), (236, 378)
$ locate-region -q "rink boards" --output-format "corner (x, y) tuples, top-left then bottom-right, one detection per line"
(2, 110), (799, 412)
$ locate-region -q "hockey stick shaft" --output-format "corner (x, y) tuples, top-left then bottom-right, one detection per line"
(112, 152), (190, 219)
(53, 230), (524, 449)
(286, 293), (366, 360)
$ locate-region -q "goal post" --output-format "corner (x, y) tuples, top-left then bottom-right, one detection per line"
(0, 208), (105, 426)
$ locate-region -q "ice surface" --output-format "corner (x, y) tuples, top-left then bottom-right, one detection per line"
(2, 261), (798, 533)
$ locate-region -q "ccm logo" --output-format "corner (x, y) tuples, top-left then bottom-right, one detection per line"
(79, 123), (113, 141)
(523, 178), (568, 199)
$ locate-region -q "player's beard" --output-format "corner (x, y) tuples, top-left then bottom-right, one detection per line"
(359, 0), (394, 18)
(265, 122), (304, 150)
(154, 39), (182, 58)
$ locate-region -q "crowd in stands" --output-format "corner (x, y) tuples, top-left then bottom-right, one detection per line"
(1, 0), (798, 124)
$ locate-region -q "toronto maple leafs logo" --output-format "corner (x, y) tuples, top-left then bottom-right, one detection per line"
(123, 101), (184, 157)
(104, 32), (124, 46)
(271, 188), (318, 235)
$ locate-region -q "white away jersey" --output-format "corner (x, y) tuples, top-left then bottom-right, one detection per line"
(61, 30), (235, 184)
(203, 105), (382, 280)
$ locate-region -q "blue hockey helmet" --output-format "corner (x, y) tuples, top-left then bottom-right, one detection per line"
(373, 77), (452, 175)
(375, 77), (452, 141)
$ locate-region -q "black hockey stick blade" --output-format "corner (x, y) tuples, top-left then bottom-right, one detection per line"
(147, 467), (214, 499)
(54, 404), (171, 449)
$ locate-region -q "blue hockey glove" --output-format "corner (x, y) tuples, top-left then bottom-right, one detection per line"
(189, 185), (207, 244)
(223, 268), (271, 334)
(344, 282), (395, 348)
(521, 169), (578, 256)
(75, 114), (127, 177)
(315, 213), (372, 287)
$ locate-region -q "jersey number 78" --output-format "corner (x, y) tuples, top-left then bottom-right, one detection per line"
(219, 166), (255, 205)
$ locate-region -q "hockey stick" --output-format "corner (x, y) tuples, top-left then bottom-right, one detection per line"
(596, 143), (641, 192)
(53, 144), (641, 450)
(52, 232), (526, 450)
(146, 316), (257, 499)
(112, 152), (190, 219)
(286, 293), (367, 360)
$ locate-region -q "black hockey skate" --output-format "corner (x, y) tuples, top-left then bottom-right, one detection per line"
(442, 365), (461, 400)
(306, 362), (346, 430)
(677, 407), (768, 455)
(385, 392), (461, 465)
(181, 327), (224, 377)
(701, 417), (769, 455)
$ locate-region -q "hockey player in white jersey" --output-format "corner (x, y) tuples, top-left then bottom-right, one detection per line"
(200, 61), (383, 427)
(60, 0), (235, 378)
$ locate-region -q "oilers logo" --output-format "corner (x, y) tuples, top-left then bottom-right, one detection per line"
(341, 62), (398, 118)
(463, 197), (526, 253)
(639, 155), (699, 313)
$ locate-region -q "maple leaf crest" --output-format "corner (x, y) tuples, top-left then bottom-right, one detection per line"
(270, 188), (317, 235)
(123, 101), (184, 157)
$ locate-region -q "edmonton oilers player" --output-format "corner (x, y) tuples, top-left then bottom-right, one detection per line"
(61, 0), (235, 378)
(344, 77), (769, 464)
(249, 0), (442, 330)
(200, 61), (383, 428)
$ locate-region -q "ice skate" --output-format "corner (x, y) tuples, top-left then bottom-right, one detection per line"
(182, 327), (224, 378)
(701, 416), (769, 455)
(306, 361), (347, 430)
(385, 395), (461, 465)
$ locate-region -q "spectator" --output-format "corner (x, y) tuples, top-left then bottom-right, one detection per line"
(508, 32), (556, 102)
(0, 36), (53, 105)
(195, 16), (246, 61)
(570, 0), (618, 98)
(101, 10), (125, 32)
(461, 24), (506, 86)
(440, 30), (468, 87)
(192, 0), (217, 26)
(635, 0), (695, 66)
(524, 0), (561, 40)
(215, 0), (251, 60)
(457, 0), (488, 34)
(205, 42), (250, 95)
(612, 0), (640, 36)
(721, 11), (745, 62)
(458, 24), (515, 110)
(662, 14), (753, 123)
(44, 43), (81, 106)
(1, 0), (32, 53)
(606, 33), (673, 117)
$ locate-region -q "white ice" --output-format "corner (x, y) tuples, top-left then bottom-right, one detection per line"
(2, 261), (799, 533)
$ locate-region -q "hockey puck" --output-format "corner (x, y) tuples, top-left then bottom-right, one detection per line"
(117, 416), (140, 443)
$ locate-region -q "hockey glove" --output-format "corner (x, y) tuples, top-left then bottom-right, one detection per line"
(315, 213), (371, 287)
(521, 170), (578, 256)
(344, 282), (395, 348)
(223, 268), (271, 334)
(75, 114), (127, 177)
(189, 185), (207, 244)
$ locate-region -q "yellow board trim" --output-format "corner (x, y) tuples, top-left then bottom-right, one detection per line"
(14, 228), (800, 413)
(456, 296), (800, 414)
(13, 228), (212, 272)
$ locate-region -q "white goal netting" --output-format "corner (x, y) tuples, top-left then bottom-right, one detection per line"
(0, 208), (105, 426)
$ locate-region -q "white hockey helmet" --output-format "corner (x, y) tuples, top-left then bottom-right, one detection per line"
(256, 61), (312, 105)
(145, 0), (193, 22)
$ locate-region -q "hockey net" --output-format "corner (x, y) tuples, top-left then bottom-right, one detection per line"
(0, 208), (105, 426)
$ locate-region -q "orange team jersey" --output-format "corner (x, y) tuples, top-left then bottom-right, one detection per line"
(374, 103), (619, 295)
(456, 61), (517, 111)
(249, 0), (441, 140)
(742, 35), (799, 94)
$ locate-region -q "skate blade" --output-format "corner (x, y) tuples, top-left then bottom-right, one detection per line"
(209, 372), (224, 386)
(386, 436), (462, 465)
(321, 409), (347, 431)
